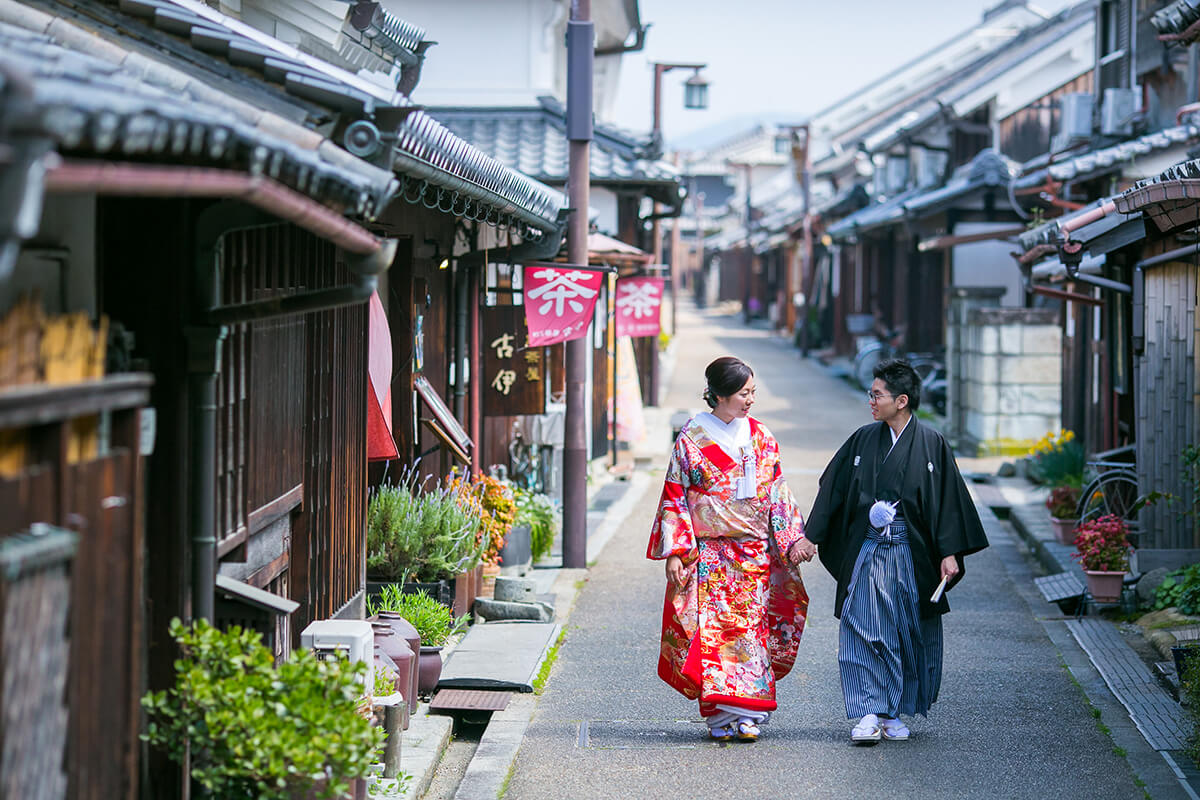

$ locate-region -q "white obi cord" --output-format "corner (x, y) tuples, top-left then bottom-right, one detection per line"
(736, 445), (757, 499)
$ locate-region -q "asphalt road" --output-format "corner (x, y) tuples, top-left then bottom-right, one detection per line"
(504, 304), (1142, 800)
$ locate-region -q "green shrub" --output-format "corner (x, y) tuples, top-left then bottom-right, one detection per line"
(1181, 643), (1200, 766)
(1155, 564), (1200, 615)
(367, 480), (481, 582)
(515, 489), (559, 562)
(142, 618), (382, 800)
(368, 584), (465, 647)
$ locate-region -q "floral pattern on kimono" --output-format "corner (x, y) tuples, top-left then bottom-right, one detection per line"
(647, 416), (810, 714)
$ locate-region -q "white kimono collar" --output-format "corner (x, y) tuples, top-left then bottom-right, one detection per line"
(694, 412), (751, 463)
(694, 412), (757, 499)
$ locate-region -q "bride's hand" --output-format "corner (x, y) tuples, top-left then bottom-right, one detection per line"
(788, 538), (817, 565)
(666, 555), (692, 588)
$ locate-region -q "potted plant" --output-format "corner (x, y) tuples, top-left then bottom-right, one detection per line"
(452, 472), (516, 597)
(366, 479), (481, 607)
(1072, 513), (1133, 603)
(142, 619), (382, 800)
(1027, 429), (1084, 486)
(1046, 485), (1081, 545)
(369, 585), (464, 695)
(513, 488), (559, 566)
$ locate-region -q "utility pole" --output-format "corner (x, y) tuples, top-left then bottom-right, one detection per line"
(562, 0), (592, 569)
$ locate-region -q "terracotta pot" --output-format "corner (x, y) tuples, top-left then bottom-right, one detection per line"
(417, 646), (444, 695)
(371, 622), (416, 721)
(1050, 517), (1077, 545)
(452, 569), (477, 619)
(1083, 570), (1125, 603)
(374, 612), (420, 713)
(480, 563), (501, 599)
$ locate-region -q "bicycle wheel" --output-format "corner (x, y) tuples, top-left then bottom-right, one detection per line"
(853, 342), (885, 389)
(1076, 469), (1141, 528)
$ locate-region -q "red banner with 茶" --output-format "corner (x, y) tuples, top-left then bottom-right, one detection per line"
(522, 265), (604, 346)
(614, 276), (664, 338)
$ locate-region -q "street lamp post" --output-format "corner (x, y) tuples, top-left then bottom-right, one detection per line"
(649, 62), (707, 406)
(562, 0), (592, 569)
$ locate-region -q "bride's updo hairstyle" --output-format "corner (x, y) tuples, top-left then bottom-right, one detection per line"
(702, 356), (754, 409)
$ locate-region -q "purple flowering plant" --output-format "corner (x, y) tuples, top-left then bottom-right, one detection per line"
(1072, 514), (1132, 572)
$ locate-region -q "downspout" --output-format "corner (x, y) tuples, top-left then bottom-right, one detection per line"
(188, 201), (396, 622)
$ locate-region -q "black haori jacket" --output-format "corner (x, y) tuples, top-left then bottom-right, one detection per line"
(804, 418), (989, 619)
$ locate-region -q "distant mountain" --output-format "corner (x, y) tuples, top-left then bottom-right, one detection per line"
(668, 112), (809, 152)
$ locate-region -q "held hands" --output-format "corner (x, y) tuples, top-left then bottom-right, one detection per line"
(788, 538), (817, 566)
(666, 555), (693, 589)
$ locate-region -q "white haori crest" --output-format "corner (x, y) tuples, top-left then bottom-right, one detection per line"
(928, 461), (934, 473)
(694, 412), (757, 499)
(853, 455), (861, 467)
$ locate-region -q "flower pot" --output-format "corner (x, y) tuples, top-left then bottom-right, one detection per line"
(498, 522), (533, 575)
(480, 563), (501, 599)
(452, 569), (478, 619)
(1050, 517), (1077, 545)
(371, 622), (416, 724)
(373, 612), (421, 714)
(417, 645), (444, 695)
(1083, 570), (1125, 603)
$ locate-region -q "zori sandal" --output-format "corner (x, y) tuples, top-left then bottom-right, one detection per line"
(736, 719), (760, 742)
(880, 717), (910, 741)
(709, 724), (735, 742)
(851, 714), (882, 744)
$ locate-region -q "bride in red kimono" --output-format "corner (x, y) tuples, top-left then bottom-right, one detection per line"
(647, 356), (815, 742)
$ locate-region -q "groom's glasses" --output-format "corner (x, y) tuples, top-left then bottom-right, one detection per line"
(866, 391), (893, 403)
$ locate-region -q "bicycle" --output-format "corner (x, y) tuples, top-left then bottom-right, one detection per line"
(508, 430), (543, 493)
(1075, 444), (1141, 546)
(852, 328), (946, 413)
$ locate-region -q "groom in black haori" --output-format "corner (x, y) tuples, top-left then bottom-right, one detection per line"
(805, 359), (988, 744)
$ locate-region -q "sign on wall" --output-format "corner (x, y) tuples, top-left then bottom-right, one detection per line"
(481, 304), (546, 416)
(614, 276), (665, 338)
(522, 265), (604, 346)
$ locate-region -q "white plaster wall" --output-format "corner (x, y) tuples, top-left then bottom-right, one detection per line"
(2, 194), (97, 318)
(951, 221), (1023, 306)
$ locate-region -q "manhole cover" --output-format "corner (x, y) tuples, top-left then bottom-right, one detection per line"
(577, 719), (702, 750)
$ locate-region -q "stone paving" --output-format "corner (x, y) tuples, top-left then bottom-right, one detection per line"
(498, 303), (1154, 800)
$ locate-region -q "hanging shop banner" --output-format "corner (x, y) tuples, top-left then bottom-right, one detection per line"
(522, 265), (604, 346)
(614, 276), (665, 338)
(482, 304), (546, 416)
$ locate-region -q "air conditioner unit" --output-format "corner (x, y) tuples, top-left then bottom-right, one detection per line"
(301, 619), (374, 692)
(1101, 88), (1137, 137)
(1051, 92), (1093, 152)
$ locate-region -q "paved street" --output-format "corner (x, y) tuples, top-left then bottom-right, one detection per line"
(505, 304), (1143, 799)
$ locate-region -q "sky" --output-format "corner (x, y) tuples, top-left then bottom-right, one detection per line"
(610, 0), (1074, 148)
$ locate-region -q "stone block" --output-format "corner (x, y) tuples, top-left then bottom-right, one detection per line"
(970, 381), (1001, 414)
(999, 355), (1060, 384)
(1000, 325), (1023, 355)
(972, 356), (999, 385)
(965, 410), (1001, 442)
(995, 414), (1059, 442)
(1018, 385), (1061, 416)
(472, 598), (554, 622)
(494, 576), (537, 603)
(978, 326), (999, 355)
(1021, 325), (1061, 355)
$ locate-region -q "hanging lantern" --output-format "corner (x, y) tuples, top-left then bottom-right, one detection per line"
(683, 72), (709, 110)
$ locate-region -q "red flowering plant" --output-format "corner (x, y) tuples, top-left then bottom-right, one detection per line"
(1072, 514), (1132, 572)
(449, 472), (516, 566)
(1046, 485), (1081, 520)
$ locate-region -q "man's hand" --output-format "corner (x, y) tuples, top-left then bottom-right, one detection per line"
(940, 554), (960, 583)
(666, 555), (692, 589)
(789, 538), (817, 565)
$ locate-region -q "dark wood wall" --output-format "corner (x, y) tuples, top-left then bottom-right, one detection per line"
(999, 72), (1094, 163)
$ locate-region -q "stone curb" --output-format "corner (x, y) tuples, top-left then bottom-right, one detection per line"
(390, 710), (453, 800)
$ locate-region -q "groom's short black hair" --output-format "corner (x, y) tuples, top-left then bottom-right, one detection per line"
(874, 358), (921, 412)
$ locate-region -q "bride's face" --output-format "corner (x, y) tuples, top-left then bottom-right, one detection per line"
(715, 377), (756, 420)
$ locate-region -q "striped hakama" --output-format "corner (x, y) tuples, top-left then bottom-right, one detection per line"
(838, 515), (943, 718)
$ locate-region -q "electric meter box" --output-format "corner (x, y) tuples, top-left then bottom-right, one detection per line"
(301, 620), (374, 690)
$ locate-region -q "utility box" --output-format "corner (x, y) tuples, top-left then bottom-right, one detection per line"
(301, 620), (374, 692)
(1051, 92), (1093, 152)
(1101, 88), (1137, 136)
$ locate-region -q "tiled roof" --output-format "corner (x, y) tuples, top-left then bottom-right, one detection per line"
(825, 186), (926, 239)
(14, 0), (566, 233)
(0, 20), (393, 217)
(429, 97), (685, 207)
(1014, 124), (1200, 191)
(1150, 0), (1200, 43)
(903, 148), (1020, 217)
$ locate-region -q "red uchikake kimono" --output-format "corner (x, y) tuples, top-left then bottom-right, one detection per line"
(647, 415), (810, 718)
